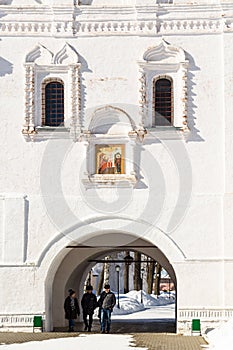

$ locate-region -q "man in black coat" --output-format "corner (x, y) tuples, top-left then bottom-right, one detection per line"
(98, 284), (116, 333)
(81, 285), (98, 331)
(64, 289), (80, 332)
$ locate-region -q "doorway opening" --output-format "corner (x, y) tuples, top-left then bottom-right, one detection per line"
(47, 234), (177, 333)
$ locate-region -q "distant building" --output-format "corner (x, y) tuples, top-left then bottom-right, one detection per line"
(159, 278), (175, 292)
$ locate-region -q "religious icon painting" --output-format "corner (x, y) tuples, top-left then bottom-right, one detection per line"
(96, 145), (125, 175)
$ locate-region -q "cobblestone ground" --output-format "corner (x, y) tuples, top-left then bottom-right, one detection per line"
(0, 332), (79, 345)
(0, 331), (208, 350)
(133, 334), (207, 350)
(0, 320), (208, 350)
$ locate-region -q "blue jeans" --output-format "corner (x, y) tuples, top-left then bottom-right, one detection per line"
(100, 308), (112, 332)
(69, 319), (75, 330)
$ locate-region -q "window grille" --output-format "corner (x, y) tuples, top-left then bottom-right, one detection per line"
(154, 78), (173, 126)
(42, 80), (64, 127)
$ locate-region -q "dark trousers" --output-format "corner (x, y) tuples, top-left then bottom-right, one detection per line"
(68, 319), (75, 331)
(100, 308), (112, 332)
(83, 312), (93, 329)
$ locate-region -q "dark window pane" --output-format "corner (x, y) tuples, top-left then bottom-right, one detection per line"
(155, 78), (172, 126)
(45, 82), (64, 127)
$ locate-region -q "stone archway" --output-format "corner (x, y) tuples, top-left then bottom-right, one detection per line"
(44, 232), (179, 331)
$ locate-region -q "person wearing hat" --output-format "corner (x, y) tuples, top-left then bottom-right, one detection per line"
(81, 285), (98, 332)
(98, 284), (116, 333)
(64, 289), (80, 332)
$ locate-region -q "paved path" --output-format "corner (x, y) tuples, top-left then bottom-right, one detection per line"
(133, 333), (207, 350)
(0, 320), (208, 349)
(0, 331), (208, 350)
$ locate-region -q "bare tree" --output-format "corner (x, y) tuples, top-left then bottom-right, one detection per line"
(153, 262), (162, 296)
(97, 264), (104, 295)
(96, 256), (110, 295)
(147, 258), (156, 294)
(124, 251), (131, 293)
(103, 256), (110, 284)
(134, 252), (141, 291)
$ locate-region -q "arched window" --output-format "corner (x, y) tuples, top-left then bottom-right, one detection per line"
(42, 79), (64, 127)
(153, 77), (173, 126)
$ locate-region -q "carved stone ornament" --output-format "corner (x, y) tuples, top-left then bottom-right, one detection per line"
(22, 43), (81, 141)
(81, 106), (140, 188)
(138, 39), (189, 130)
(143, 40), (185, 64)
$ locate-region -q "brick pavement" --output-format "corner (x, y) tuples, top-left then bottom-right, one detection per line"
(0, 331), (208, 350)
(133, 333), (207, 350)
(0, 320), (208, 350)
(0, 332), (79, 345)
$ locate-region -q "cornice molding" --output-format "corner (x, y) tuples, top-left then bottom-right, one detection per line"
(0, 19), (225, 36)
(0, 4), (233, 36)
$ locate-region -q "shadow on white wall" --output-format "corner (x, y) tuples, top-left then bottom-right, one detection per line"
(0, 57), (13, 77)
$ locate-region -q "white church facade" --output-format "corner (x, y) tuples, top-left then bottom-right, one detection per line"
(1, 0), (233, 334)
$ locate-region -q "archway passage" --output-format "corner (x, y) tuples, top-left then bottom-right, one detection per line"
(46, 234), (177, 333)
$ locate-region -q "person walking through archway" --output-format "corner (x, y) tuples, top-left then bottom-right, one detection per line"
(64, 289), (80, 332)
(98, 284), (116, 334)
(81, 285), (98, 332)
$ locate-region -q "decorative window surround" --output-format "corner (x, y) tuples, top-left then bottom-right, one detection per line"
(22, 43), (81, 141)
(81, 106), (144, 188)
(138, 40), (189, 130)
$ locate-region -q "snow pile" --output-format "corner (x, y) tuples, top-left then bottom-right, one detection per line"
(111, 290), (175, 315)
(206, 318), (233, 350)
(95, 290), (175, 316)
(126, 290), (175, 307)
(112, 294), (144, 315)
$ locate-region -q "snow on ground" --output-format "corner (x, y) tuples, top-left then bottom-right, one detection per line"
(112, 304), (175, 321)
(0, 334), (147, 350)
(111, 293), (144, 315)
(205, 317), (233, 350)
(111, 290), (175, 315)
(127, 290), (175, 306)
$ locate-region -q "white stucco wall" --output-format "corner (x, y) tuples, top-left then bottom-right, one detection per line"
(0, 0), (233, 333)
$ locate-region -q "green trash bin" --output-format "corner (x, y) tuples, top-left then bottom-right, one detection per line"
(33, 316), (43, 332)
(192, 319), (201, 335)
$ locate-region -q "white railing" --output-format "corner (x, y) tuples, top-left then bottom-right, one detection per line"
(0, 19), (223, 36)
(0, 314), (44, 328)
(179, 308), (233, 321)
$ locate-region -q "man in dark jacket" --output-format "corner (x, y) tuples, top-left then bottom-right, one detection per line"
(98, 284), (116, 333)
(64, 289), (80, 332)
(81, 285), (98, 331)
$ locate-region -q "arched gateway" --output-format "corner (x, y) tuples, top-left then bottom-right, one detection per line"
(43, 231), (180, 332)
